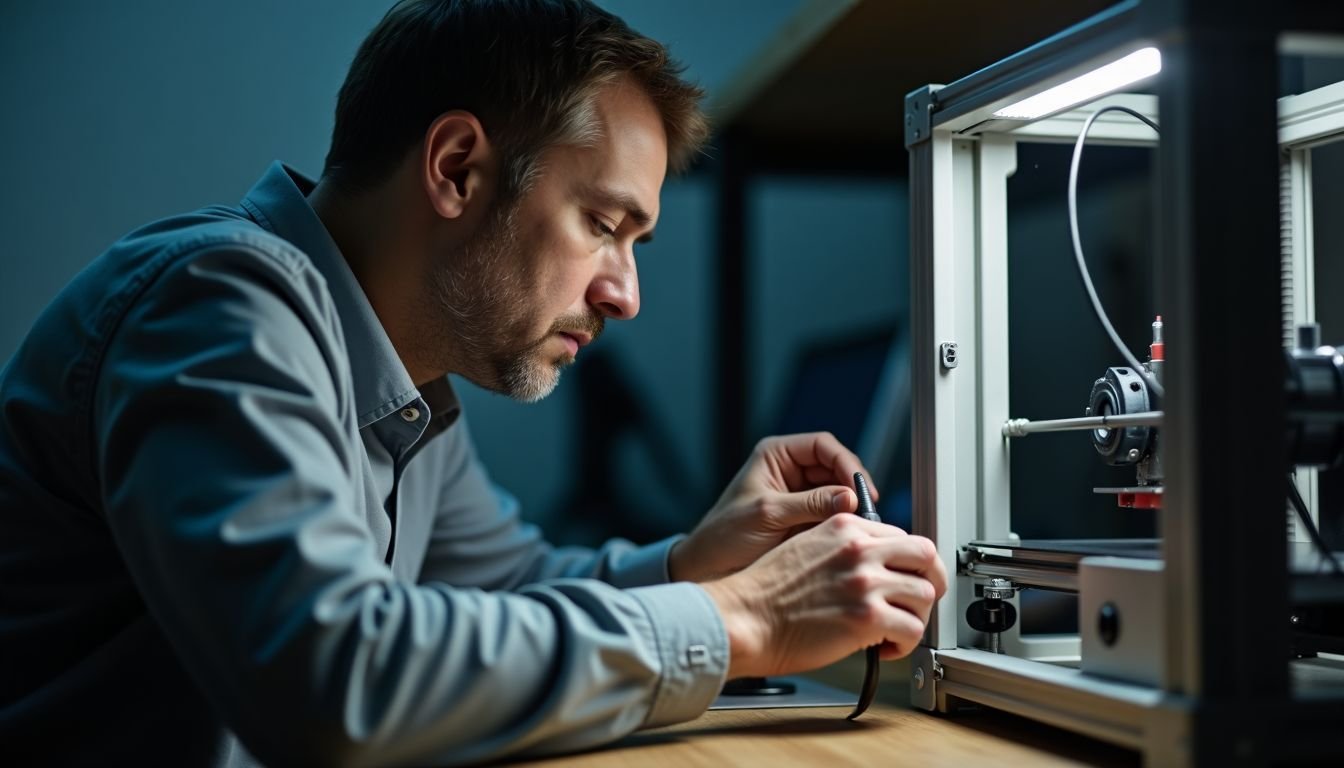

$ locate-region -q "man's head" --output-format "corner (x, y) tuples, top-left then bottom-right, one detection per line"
(321, 0), (707, 401)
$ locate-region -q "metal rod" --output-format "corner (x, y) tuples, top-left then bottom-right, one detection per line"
(1002, 411), (1162, 438)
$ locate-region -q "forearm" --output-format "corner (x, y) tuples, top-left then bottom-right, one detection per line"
(204, 574), (725, 764)
(418, 453), (686, 590)
(108, 467), (725, 764)
(516, 534), (685, 588)
(109, 443), (723, 764)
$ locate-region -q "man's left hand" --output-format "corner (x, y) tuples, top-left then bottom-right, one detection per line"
(669, 432), (878, 583)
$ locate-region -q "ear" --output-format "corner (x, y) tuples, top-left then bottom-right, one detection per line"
(422, 110), (493, 220)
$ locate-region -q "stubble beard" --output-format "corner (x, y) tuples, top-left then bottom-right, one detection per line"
(425, 201), (601, 403)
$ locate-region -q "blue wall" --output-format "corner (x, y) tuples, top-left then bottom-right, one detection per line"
(2, 1), (907, 538)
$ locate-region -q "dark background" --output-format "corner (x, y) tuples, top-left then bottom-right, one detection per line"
(2, 1), (1341, 550)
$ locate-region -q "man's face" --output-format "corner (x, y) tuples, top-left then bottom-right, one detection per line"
(429, 78), (667, 401)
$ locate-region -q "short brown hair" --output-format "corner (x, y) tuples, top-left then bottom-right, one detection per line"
(323, 0), (708, 197)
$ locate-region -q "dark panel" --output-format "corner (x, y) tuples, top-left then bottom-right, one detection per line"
(713, 130), (750, 486)
(1150, 0), (1289, 759)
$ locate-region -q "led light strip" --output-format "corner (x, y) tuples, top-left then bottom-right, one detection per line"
(993, 47), (1161, 120)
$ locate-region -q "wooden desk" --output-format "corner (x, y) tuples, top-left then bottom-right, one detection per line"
(512, 656), (1141, 767)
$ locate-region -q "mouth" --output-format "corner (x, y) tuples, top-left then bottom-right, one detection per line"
(557, 331), (589, 357)
(561, 330), (593, 347)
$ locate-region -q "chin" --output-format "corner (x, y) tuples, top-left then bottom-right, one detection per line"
(501, 360), (564, 403)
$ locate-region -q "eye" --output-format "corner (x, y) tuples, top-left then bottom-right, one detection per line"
(588, 214), (616, 238)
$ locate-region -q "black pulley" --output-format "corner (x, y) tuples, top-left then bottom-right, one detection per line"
(1087, 366), (1153, 465)
(965, 599), (1018, 634)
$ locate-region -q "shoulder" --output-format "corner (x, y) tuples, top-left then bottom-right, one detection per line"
(115, 207), (325, 293)
(90, 208), (353, 408)
(89, 207), (339, 345)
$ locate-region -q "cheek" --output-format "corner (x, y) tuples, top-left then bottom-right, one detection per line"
(554, 269), (594, 314)
(528, 227), (600, 315)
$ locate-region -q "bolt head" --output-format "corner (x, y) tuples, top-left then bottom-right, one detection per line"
(983, 578), (1015, 600)
(913, 666), (926, 690)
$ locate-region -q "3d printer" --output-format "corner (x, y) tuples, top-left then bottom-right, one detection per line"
(904, 2), (1344, 763)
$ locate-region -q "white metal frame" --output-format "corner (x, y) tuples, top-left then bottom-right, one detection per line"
(909, 62), (1344, 761)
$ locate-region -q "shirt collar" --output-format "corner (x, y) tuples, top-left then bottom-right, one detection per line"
(238, 161), (460, 431)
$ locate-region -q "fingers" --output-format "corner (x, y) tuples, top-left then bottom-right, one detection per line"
(770, 488), (919, 532)
(760, 432), (879, 502)
(878, 637), (921, 661)
(872, 534), (948, 599)
(864, 598), (928, 657)
(801, 464), (837, 487)
(857, 568), (938, 655)
(849, 566), (934, 615)
(772, 485), (854, 527)
(826, 518), (945, 597)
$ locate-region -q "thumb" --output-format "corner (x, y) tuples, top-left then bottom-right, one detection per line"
(775, 485), (855, 526)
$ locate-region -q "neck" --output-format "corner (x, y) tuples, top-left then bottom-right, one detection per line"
(307, 176), (444, 387)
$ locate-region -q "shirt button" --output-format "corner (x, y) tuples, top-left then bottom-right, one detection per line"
(684, 644), (710, 668)
(400, 407), (420, 423)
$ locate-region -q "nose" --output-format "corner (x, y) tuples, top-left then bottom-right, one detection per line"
(587, 247), (640, 320)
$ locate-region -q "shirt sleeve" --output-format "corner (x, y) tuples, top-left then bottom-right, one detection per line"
(93, 244), (728, 767)
(416, 415), (689, 591)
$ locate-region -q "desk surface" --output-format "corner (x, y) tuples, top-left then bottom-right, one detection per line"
(512, 657), (1141, 767)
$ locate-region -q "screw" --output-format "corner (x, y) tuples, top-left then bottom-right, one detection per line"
(913, 666), (926, 690)
(1127, 448), (1141, 462)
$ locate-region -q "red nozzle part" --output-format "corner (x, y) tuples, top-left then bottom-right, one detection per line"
(1118, 491), (1162, 509)
(1150, 315), (1165, 362)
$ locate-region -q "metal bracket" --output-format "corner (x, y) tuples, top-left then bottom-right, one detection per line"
(905, 84), (943, 148)
(939, 341), (959, 370)
(909, 645), (940, 711)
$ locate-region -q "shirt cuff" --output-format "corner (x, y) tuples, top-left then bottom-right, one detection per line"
(603, 535), (686, 589)
(626, 581), (729, 728)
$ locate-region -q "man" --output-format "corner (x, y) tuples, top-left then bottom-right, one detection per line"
(0, 0), (945, 764)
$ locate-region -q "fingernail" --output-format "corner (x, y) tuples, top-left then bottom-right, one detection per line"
(832, 491), (849, 512)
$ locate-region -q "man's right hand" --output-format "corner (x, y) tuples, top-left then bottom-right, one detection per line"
(699, 513), (946, 679)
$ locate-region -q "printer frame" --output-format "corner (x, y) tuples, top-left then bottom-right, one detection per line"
(904, 1), (1344, 763)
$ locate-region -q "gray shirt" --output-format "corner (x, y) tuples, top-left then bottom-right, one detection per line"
(0, 162), (728, 765)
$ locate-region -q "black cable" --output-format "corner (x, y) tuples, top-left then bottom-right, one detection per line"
(1068, 105), (1164, 398)
(1287, 474), (1342, 576)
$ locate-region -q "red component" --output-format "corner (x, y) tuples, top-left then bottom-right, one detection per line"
(1150, 314), (1164, 362)
(1118, 491), (1163, 509)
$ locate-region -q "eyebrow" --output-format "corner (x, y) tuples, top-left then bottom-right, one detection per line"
(582, 185), (656, 244)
